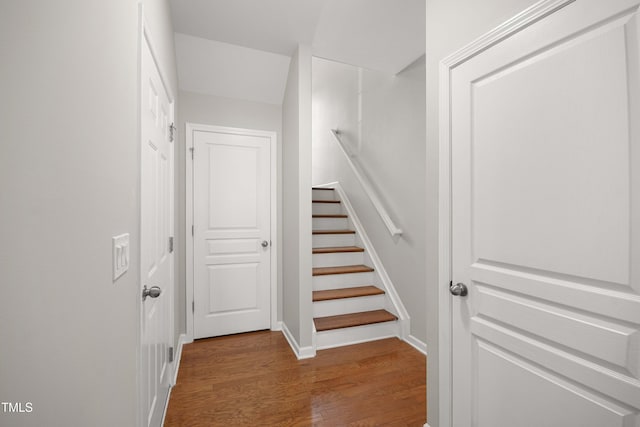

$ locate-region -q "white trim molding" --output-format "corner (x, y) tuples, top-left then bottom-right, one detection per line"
(138, 6), (177, 427)
(185, 123), (279, 341)
(171, 333), (188, 386)
(281, 323), (316, 359)
(437, 1), (574, 426)
(271, 320), (283, 332)
(405, 335), (427, 356)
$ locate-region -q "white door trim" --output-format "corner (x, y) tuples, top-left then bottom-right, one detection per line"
(185, 123), (278, 342)
(437, 1), (574, 425)
(138, 5), (176, 426)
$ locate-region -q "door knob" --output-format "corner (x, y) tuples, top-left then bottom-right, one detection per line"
(261, 240), (269, 248)
(450, 282), (468, 297)
(142, 285), (162, 301)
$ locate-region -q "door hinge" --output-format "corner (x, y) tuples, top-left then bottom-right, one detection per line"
(191, 225), (194, 236)
(192, 300), (195, 313)
(189, 146), (194, 159)
(168, 346), (174, 363)
(169, 123), (176, 142)
(168, 236), (174, 253)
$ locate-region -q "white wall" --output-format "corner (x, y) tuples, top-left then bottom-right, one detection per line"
(174, 33), (291, 105)
(0, 1), (177, 426)
(176, 90), (283, 332)
(282, 45), (314, 352)
(424, 1), (540, 425)
(312, 57), (427, 343)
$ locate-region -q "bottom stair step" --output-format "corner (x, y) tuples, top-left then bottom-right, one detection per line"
(314, 309), (398, 332)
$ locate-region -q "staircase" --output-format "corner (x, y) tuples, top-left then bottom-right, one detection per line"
(312, 187), (401, 350)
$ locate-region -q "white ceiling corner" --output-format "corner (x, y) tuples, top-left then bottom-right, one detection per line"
(169, 0), (327, 56)
(312, 0), (425, 75)
(169, 0), (425, 103)
(174, 33), (291, 105)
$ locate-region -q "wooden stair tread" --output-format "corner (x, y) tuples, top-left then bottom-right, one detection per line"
(313, 286), (384, 302)
(312, 199), (341, 203)
(312, 229), (355, 235)
(312, 187), (335, 191)
(312, 214), (348, 218)
(313, 265), (374, 276)
(312, 246), (364, 254)
(314, 310), (398, 332)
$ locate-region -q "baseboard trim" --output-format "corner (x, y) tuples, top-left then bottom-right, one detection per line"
(281, 322), (316, 359)
(271, 320), (283, 331)
(405, 334), (428, 356)
(161, 386), (172, 426)
(160, 333), (187, 426)
(172, 333), (188, 385)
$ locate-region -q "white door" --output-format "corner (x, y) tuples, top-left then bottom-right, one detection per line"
(449, 1), (640, 425)
(193, 128), (271, 339)
(140, 34), (173, 427)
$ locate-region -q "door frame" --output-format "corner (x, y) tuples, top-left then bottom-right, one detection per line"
(137, 5), (176, 426)
(185, 123), (278, 342)
(436, 1), (573, 426)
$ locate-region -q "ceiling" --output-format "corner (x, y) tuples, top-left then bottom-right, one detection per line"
(169, 0), (425, 104)
(170, 0), (326, 57)
(174, 33), (291, 105)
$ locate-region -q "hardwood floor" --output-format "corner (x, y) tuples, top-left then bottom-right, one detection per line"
(164, 331), (426, 426)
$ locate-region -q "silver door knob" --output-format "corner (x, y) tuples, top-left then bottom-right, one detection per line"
(142, 285), (162, 301)
(261, 240), (269, 248)
(450, 282), (468, 297)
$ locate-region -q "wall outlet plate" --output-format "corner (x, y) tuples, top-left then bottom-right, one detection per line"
(112, 233), (130, 281)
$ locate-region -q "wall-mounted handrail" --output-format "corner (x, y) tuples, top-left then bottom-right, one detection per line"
(330, 129), (403, 237)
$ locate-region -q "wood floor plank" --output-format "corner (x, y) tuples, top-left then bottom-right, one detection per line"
(312, 246), (364, 254)
(313, 309), (398, 331)
(313, 285), (384, 301)
(164, 331), (426, 426)
(312, 264), (374, 276)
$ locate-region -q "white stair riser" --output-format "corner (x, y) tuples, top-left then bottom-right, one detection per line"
(313, 294), (386, 317)
(313, 271), (374, 290)
(312, 233), (355, 248)
(315, 321), (400, 350)
(313, 251), (364, 268)
(312, 217), (349, 230)
(312, 203), (343, 215)
(312, 189), (337, 201)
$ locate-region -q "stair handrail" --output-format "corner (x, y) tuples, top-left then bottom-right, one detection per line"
(329, 129), (403, 237)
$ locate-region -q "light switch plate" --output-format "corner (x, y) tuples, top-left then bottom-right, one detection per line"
(112, 233), (130, 281)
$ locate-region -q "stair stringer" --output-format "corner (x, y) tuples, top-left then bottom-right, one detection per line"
(313, 182), (411, 344)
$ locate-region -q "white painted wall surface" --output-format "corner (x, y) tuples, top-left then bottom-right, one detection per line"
(177, 91), (283, 331)
(424, 1), (540, 425)
(282, 46), (314, 352)
(312, 57), (427, 343)
(283, 49), (302, 344)
(174, 33), (291, 105)
(0, 1), (177, 426)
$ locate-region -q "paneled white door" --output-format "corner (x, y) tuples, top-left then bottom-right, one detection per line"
(140, 33), (173, 427)
(193, 128), (272, 339)
(449, 1), (640, 425)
